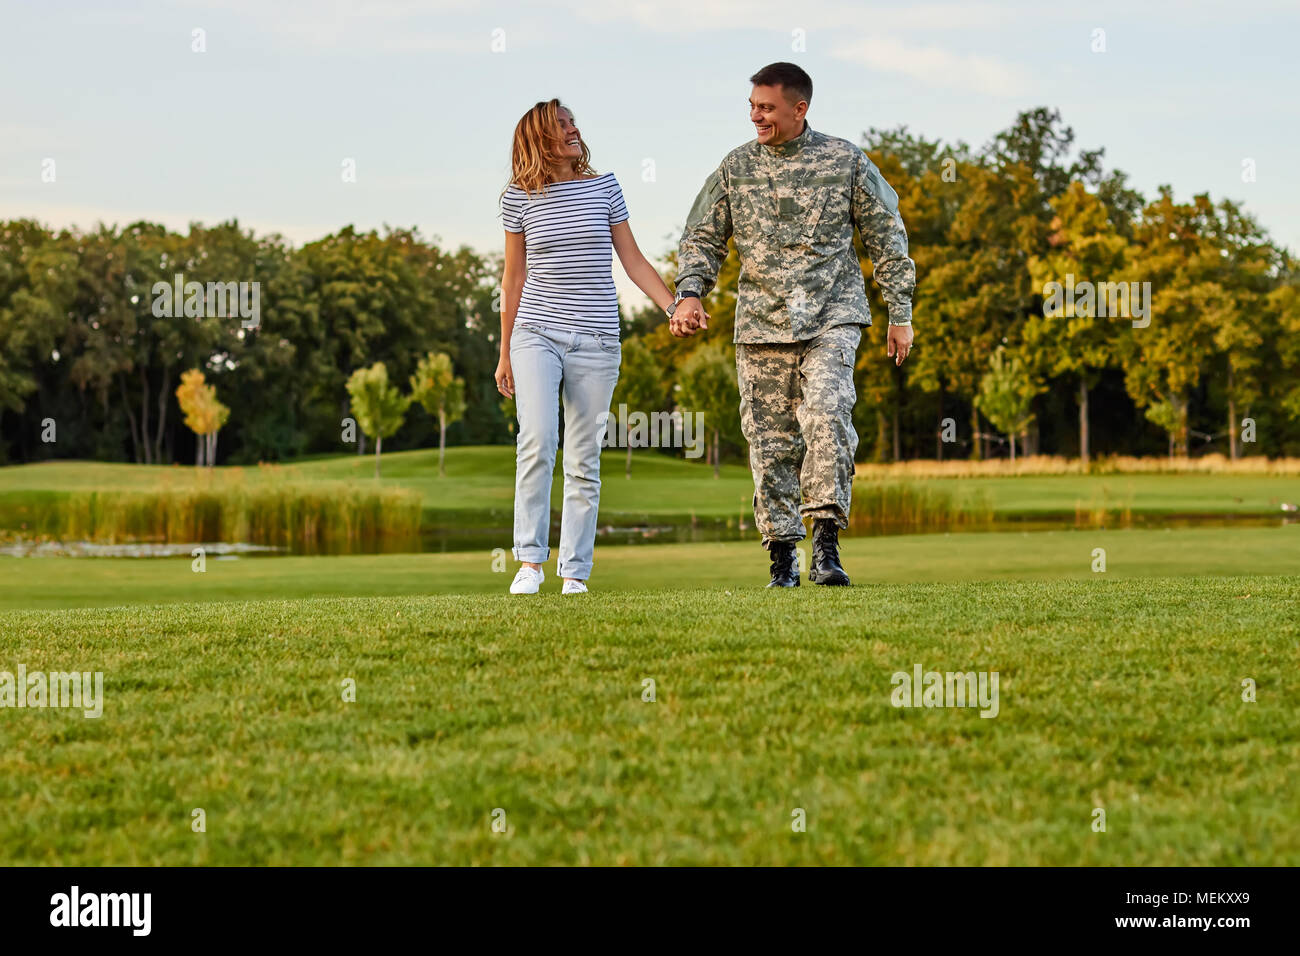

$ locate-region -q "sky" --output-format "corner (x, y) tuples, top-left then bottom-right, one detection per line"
(2, 0), (1297, 308)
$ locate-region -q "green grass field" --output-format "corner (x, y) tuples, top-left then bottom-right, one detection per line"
(1, 525), (1296, 611)
(2, 454), (1297, 865)
(1, 576), (1295, 865)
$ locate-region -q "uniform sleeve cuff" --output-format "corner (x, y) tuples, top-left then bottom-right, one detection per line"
(675, 281), (702, 298)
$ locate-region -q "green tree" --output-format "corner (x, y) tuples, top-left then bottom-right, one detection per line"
(975, 346), (1038, 461)
(346, 362), (410, 478)
(186, 221), (317, 464)
(0, 221), (71, 417)
(860, 130), (973, 460)
(988, 107), (1104, 202)
(454, 248), (512, 445)
(64, 224), (151, 463)
(1269, 272), (1300, 442)
(676, 340), (739, 478)
(1121, 189), (1236, 456)
(299, 227), (442, 457)
(611, 337), (666, 477)
(1207, 201), (1275, 459)
(1025, 182), (1129, 465)
(409, 351), (466, 476)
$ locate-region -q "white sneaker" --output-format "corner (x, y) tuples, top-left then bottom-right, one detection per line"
(562, 579), (588, 595)
(510, 566), (544, 594)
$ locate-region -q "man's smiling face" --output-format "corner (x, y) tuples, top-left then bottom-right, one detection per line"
(749, 84), (807, 146)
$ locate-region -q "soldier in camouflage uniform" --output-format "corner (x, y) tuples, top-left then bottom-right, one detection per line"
(669, 62), (916, 587)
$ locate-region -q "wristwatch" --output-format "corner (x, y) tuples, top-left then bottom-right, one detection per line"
(667, 290), (697, 317)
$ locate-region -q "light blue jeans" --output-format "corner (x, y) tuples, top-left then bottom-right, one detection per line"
(510, 321), (621, 580)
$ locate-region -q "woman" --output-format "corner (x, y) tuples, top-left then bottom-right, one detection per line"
(495, 99), (689, 595)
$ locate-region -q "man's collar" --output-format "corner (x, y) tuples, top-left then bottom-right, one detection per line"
(762, 121), (812, 158)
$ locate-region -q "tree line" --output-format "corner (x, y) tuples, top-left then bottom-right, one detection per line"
(2, 108), (1297, 467)
(623, 108), (1300, 464)
(0, 221), (503, 466)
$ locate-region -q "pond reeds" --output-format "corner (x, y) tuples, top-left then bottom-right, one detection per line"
(51, 468), (422, 552)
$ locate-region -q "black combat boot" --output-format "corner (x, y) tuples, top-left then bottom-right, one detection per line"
(765, 541), (800, 588)
(809, 518), (851, 586)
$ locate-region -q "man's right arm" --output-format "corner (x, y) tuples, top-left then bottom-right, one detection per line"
(675, 166), (732, 300)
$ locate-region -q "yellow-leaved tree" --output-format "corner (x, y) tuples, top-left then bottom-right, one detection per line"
(175, 368), (230, 467)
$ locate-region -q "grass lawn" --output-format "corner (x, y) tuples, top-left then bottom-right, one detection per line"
(2, 459), (1294, 865)
(0, 525), (1297, 611)
(2, 449), (1299, 528)
(0, 576), (1294, 865)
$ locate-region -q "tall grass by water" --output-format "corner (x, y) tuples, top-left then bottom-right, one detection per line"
(37, 471), (421, 552)
(855, 453), (1300, 479)
(848, 480), (994, 531)
(846, 479), (1192, 530)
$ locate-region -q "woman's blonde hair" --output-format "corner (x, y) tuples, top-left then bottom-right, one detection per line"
(505, 98), (596, 199)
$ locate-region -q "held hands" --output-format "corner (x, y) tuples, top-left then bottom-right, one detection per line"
(887, 324), (914, 366)
(668, 298), (911, 362)
(669, 297), (710, 338)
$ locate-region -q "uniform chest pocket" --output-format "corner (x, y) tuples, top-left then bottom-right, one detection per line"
(798, 174), (851, 241)
(729, 177), (775, 242)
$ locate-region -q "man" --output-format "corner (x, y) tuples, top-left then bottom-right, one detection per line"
(669, 62), (915, 588)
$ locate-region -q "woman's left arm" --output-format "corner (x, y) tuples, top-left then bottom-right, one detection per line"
(611, 221), (675, 314)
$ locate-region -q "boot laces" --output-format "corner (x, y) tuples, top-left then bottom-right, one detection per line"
(815, 523), (840, 563)
(769, 544), (796, 575)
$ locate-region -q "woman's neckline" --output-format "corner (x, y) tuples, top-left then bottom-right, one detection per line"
(545, 172), (610, 185)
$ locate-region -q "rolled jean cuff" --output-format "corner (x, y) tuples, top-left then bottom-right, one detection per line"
(513, 546), (550, 563)
(557, 561), (592, 580)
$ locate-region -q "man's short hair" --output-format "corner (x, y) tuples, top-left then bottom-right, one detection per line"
(749, 62), (813, 106)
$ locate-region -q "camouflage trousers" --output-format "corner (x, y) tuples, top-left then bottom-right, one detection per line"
(736, 323), (861, 546)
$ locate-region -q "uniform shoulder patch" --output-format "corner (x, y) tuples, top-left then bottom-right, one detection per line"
(687, 168), (728, 223)
(858, 153), (900, 214)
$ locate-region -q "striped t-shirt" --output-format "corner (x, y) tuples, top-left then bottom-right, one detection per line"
(500, 172), (628, 336)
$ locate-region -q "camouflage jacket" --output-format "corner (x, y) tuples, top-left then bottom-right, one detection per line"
(675, 122), (915, 343)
